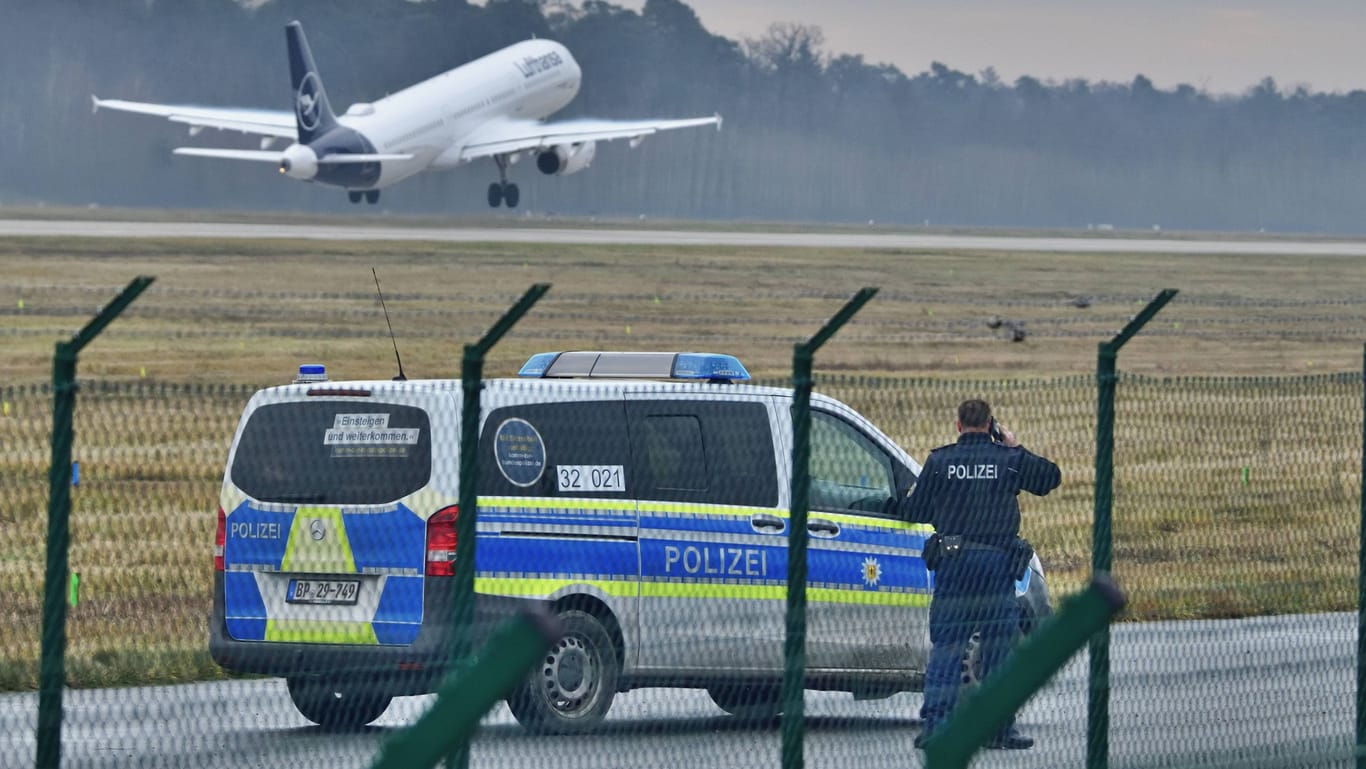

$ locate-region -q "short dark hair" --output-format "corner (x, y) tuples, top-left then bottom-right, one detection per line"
(958, 399), (992, 428)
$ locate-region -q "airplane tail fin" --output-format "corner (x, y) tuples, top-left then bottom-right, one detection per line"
(285, 21), (339, 143)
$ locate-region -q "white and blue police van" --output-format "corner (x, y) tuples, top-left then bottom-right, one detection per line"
(211, 351), (1051, 731)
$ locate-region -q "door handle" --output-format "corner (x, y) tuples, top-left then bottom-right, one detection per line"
(807, 519), (841, 537)
(750, 514), (787, 533)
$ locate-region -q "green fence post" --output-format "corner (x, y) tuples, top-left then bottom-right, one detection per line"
(372, 610), (561, 769)
(1089, 288), (1176, 769)
(925, 574), (1128, 769)
(447, 283), (550, 769)
(37, 277), (154, 769)
(782, 287), (877, 769)
(1357, 342), (1365, 769)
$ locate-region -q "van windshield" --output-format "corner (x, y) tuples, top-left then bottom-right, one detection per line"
(230, 402), (432, 505)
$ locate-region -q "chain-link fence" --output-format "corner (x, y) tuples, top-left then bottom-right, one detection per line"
(1, 366), (1360, 768)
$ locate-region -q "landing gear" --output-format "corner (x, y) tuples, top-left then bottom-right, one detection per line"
(348, 191), (362, 204)
(365, 190), (379, 204)
(487, 155), (520, 208)
(487, 181), (520, 208)
(347, 190), (380, 205)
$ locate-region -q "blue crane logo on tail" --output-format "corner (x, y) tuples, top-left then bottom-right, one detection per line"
(296, 72), (322, 131)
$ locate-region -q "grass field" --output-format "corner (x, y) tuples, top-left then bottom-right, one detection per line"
(1, 231), (1363, 690)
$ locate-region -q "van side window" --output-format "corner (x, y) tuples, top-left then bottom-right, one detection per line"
(627, 400), (777, 507)
(639, 415), (707, 491)
(480, 401), (630, 498)
(809, 410), (894, 514)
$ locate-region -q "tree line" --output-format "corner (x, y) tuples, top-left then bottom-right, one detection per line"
(5, 0), (1366, 232)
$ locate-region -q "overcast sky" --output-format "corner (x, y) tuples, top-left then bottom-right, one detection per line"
(619, 0), (1366, 95)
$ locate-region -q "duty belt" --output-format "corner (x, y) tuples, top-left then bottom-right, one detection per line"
(941, 535), (1010, 552)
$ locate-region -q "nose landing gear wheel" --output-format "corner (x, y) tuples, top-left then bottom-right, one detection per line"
(365, 190), (379, 204)
(506, 609), (619, 733)
(348, 191), (363, 204)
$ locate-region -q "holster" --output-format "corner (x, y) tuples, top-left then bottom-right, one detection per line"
(922, 533), (943, 571)
(1010, 537), (1035, 581)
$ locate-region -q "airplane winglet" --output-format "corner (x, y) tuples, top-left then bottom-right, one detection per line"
(91, 95), (101, 114)
(714, 113), (723, 131)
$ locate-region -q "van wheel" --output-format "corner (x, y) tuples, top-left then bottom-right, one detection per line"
(707, 684), (783, 721)
(286, 676), (391, 729)
(507, 609), (619, 734)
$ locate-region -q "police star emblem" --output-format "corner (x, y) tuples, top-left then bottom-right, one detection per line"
(861, 556), (882, 587)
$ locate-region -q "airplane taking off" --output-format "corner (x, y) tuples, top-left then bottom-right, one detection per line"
(93, 21), (720, 207)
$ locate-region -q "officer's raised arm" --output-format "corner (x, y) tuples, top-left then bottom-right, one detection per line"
(1015, 447), (1061, 496)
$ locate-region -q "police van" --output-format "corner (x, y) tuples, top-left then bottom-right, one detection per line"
(211, 351), (1050, 731)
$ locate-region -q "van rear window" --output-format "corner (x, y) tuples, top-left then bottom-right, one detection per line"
(230, 402), (432, 505)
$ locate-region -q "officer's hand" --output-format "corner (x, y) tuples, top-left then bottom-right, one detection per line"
(998, 422), (1020, 448)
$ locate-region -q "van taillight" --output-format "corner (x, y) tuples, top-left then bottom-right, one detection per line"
(214, 507), (226, 571)
(425, 506), (459, 577)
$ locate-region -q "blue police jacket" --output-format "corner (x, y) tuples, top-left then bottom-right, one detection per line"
(899, 432), (1061, 548)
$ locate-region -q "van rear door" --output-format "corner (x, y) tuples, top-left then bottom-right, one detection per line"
(221, 393), (450, 646)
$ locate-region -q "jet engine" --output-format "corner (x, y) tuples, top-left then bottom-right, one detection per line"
(279, 144), (319, 180)
(536, 142), (596, 176)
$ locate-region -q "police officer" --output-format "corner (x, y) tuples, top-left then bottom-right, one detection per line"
(896, 399), (1060, 751)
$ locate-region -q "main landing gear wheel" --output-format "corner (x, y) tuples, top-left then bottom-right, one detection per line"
(487, 153), (519, 208)
(286, 676), (392, 730)
(348, 191), (362, 204)
(365, 190), (379, 204)
(506, 609), (619, 734)
(487, 182), (520, 208)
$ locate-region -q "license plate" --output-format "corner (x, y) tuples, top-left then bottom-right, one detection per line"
(286, 578), (361, 605)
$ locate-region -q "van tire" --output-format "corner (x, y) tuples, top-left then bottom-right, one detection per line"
(707, 684), (783, 721)
(507, 609), (619, 734)
(286, 676), (392, 729)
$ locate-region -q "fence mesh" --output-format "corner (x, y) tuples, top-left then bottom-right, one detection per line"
(0, 371), (1359, 768)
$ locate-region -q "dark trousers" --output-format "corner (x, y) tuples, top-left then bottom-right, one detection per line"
(919, 548), (1020, 736)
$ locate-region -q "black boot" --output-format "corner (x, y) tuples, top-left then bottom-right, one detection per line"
(986, 727), (1034, 750)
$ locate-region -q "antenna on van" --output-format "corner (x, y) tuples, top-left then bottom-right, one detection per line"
(372, 268), (407, 381)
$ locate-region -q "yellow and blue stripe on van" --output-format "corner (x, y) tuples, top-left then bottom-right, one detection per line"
(475, 497), (934, 606)
(222, 500), (426, 645)
(223, 496), (933, 647)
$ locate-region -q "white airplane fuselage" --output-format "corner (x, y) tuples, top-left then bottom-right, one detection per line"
(324, 40), (580, 189)
(94, 20), (719, 207)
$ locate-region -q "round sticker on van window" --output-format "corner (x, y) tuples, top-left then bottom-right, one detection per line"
(493, 418), (546, 487)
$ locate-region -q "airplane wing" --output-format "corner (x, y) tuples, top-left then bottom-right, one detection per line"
(458, 115), (721, 161)
(173, 148), (413, 163)
(92, 96), (298, 139)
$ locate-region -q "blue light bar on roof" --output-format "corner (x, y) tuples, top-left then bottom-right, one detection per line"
(518, 352), (560, 378)
(671, 353), (750, 381)
(517, 352), (750, 382)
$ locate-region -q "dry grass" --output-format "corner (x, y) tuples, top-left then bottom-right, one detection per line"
(0, 233), (1363, 688)
(4, 235), (1366, 384)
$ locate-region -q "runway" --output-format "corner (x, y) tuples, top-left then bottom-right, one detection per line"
(5, 218), (1366, 254)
